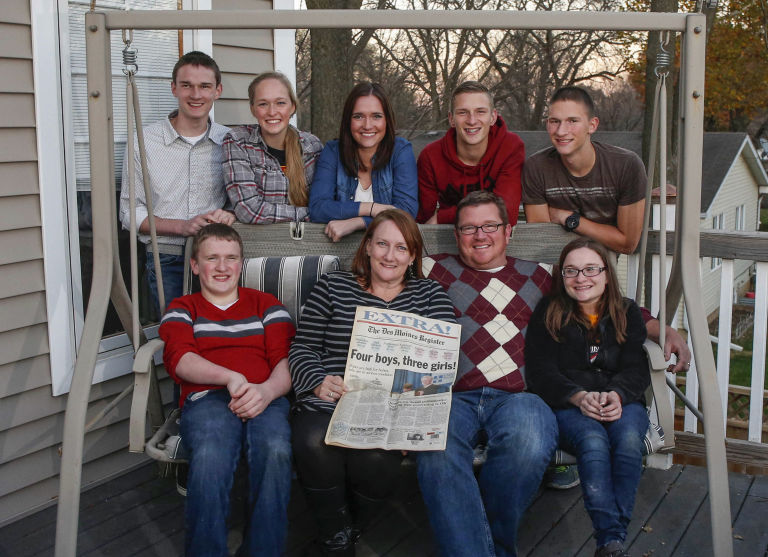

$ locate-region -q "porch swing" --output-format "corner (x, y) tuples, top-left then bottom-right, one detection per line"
(53, 8), (733, 557)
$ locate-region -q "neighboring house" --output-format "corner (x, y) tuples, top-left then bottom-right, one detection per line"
(0, 0), (292, 526)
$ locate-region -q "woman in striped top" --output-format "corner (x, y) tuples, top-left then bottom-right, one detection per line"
(289, 209), (456, 556)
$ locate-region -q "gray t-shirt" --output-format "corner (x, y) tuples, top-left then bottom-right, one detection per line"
(522, 141), (646, 225)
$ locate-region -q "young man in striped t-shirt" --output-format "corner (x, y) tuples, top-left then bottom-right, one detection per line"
(159, 224), (294, 557)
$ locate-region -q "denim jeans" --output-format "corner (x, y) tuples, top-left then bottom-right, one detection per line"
(556, 401), (649, 548)
(180, 389), (292, 557)
(146, 252), (185, 312)
(417, 388), (558, 557)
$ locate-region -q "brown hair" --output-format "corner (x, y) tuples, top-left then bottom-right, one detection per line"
(191, 223), (243, 261)
(172, 51), (221, 86)
(455, 191), (509, 227)
(248, 72), (308, 207)
(339, 82), (397, 176)
(550, 86), (596, 119)
(545, 238), (627, 343)
(351, 209), (424, 289)
(450, 81), (494, 113)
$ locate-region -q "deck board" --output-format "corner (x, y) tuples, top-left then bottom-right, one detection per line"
(1, 462), (765, 557)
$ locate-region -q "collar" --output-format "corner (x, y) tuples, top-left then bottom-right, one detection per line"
(161, 110), (229, 146)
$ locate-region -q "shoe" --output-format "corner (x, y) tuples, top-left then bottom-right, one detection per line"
(175, 463), (188, 496)
(594, 540), (629, 557)
(543, 464), (580, 490)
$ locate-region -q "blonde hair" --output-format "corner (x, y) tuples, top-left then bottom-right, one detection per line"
(248, 72), (308, 207)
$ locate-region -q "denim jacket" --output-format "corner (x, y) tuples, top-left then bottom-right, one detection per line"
(308, 136), (418, 225)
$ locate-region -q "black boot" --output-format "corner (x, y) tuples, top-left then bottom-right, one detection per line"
(302, 486), (356, 557)
(350, 490), (386, 539)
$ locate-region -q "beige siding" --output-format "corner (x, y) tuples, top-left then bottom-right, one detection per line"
(213, 0), (275, 126)
(0, 0), (285, 528)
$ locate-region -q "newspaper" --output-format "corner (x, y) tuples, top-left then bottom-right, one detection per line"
(325, 306), (461, 451)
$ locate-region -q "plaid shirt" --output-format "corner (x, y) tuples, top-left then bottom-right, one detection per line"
(119, 112), (230, 246)
(223, 124), (323, 224)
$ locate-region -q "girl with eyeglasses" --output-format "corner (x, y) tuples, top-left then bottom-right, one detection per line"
(525, 238), (650, 557)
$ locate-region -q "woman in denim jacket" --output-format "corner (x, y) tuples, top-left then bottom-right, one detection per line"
(309, 82), (418, 241)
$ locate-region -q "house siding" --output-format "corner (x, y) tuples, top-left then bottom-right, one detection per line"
(701, 155), (758, 318)
(0, 0), (280, 527)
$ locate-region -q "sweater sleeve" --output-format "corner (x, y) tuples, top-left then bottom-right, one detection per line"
(309, 142), (360, 223)
(416, 148), (439, 223)
(288, 275), (335, 397)
(606, 300), (650, 404)
(493, 134), (525, 227)
(261, 295), (297, 370)
(388, 139), (419, 218)
(524, 298), (585, 408)
(222, 131), (309, 224)
(159, 298), (199, 384)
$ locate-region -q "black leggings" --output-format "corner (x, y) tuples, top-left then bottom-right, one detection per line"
(290, 408), (403, 500)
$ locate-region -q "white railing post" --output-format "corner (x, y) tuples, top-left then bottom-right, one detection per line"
(749, 261), (768, 442)
(716, 259), (734, 429)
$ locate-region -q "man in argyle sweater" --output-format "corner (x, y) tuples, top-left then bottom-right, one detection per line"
(417, 191), (690, 557)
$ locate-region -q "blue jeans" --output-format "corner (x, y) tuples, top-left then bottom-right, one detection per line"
(417, 388), (558, 557)
(180, 390), (292, 557)
(556, 401), (648, 547)
(146, 252), (185, 312)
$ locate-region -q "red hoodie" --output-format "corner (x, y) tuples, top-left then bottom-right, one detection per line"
(416, 117), (524, 225)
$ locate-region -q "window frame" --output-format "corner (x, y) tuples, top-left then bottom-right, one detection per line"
(34, 0), (295, 395)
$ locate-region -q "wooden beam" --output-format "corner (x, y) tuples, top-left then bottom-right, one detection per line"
(673, 432), (768, 469)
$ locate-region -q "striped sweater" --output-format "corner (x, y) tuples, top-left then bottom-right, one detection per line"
(160, 287), (295, 406)
(289, 271), (457, 413)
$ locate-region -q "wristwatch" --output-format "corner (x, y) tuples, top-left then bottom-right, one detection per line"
(564, 211), (580, 232)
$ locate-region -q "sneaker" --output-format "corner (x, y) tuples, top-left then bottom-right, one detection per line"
(543, 464), (580, 490)
(594, 540), (629, 557)
(175, 463), (188, 497)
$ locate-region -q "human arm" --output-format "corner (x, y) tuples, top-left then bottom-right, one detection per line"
(546, 199), (645, 254)
(222, 130), (310, 224)
(228, 357), (291, 419)
(523, 299), (587, 407)
(387, 138), (419, 219)
(604, 301), (651, 405)
(491, 134), (525, 226)
(309, 142), (362, 223)
(136, 208), (234, 237)
(644, 315), (691, 373)
(289, 275), (346, 398)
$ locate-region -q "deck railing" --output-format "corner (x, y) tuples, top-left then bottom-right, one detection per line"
(641, 229), (768, 465)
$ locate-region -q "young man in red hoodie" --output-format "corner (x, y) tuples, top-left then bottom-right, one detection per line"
(417, 81), (525, 225)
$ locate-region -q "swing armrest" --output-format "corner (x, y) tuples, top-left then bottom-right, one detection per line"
(643, 339), (675, 450)
(129, 338), (165, 453)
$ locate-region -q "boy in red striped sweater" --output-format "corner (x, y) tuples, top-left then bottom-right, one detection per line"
(159, 224), (294, 557)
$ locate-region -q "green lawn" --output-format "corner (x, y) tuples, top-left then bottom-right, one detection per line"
(761, 208), (768, 232)
(713, 334), (768, 389)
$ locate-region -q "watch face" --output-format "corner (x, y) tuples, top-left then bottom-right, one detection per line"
(566, 213), (579, 230)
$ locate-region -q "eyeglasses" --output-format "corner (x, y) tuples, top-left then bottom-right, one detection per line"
(561, 266), (606, 278)
(456, 223), (504, 235)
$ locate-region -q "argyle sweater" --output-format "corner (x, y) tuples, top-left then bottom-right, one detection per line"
(160, 287), (295, 407)
(424, 254), (552, 393)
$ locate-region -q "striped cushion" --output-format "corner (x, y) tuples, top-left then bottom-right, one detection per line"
(240, 255), (340, 325)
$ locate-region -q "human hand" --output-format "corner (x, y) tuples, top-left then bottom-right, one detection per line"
(664, 325), (692, 373)
(425, 211), (438, 225)
(226, 372), (248, 398)
(372, 203), (395, 217)
(598, 391), (623, 422)
(548, 206), (571, 226)
(324, 219), (363, 242)
(313, 375), (349, 403)
(206, 209), (236, 226)
(229, 382), (274, 420)
(180, 214), (211, 236)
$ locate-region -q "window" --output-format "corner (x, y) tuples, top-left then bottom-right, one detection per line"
(36, 0), (188, 394)
(735, 204), (745, 231)
(710, 213), (724, 270)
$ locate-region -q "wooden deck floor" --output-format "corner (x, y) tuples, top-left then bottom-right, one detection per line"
(1, 462), (766, 557)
